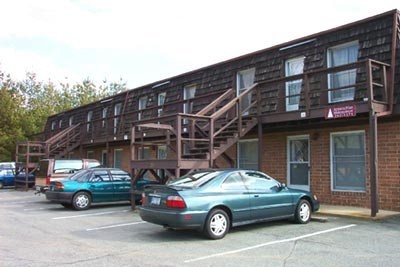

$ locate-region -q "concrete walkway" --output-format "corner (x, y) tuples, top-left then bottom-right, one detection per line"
(314, 204), (400, 220)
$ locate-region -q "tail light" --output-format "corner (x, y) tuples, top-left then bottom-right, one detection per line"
(141, 192), (147, 205)
(46, 175), (51, 185)
(166, 196), (186, 209)
(54, 182), (64, 190)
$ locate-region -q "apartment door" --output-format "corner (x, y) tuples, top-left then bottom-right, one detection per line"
(287, 136), (310, 191)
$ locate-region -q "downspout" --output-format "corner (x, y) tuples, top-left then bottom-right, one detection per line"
(370, 11), (399, 217)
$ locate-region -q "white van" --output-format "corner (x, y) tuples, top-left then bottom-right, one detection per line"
(35, 159), (101, 193)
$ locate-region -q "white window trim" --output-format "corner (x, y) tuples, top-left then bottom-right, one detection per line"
(327, 41), (359, 103)
(285, 56), (305, 111)
(330, 130), (366, 192)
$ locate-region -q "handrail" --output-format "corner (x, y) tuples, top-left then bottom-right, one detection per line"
(196, 89), (235, 116)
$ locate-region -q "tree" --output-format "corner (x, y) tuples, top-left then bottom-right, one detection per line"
(0, 68), (128, 161)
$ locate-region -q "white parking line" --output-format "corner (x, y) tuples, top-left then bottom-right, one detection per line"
(23, 207), (47, 211)
(86, 221), (146, 231)
(184, 224), (357, 263)
(52, 209), (130, 220)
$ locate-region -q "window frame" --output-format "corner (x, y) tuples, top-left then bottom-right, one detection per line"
(327, 41), (359, 103)
(330, 130), (366, 192)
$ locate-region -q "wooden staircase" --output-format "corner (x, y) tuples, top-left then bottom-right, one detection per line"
(15, 124), (82, 190)
(131, 84), (259, 182)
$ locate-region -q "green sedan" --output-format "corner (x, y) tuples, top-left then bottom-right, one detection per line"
(139, 169), (320, 239)
(46, 168), (155, 210)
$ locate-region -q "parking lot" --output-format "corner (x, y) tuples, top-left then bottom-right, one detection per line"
(1, 189), (399, 267)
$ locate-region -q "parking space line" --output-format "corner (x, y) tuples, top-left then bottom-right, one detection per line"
(52, 209), (130, 220)
(86, 221), (146, 231)
(23, 207), (47, 211)
(184, 224), (357, 263)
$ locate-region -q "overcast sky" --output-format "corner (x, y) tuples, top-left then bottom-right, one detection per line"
(0, 0), (398, 89)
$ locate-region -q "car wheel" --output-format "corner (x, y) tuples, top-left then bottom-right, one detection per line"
(204, 209), (230, 240)
(295, 199), (311, 224)
(72, 192), (91, 211)
(0, 181), (4, 189)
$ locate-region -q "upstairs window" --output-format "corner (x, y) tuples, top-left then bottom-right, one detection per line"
(114, 103), (122, 135)
(138, 96), (148, 121)
(285, 57), (304, 111)
(157, 92), (166, 117)
(102, 107), (108, 128)
(69, 116), (74, 126)
(327, 41), (359, 103)
(236, 68), (255, 115)
(86, 111), (93, 133)
(183, 85), (196, 124)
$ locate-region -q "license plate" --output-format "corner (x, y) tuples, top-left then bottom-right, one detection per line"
(150, 196), (161, 205)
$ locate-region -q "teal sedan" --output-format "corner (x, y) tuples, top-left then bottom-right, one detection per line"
(46, 168), (151, 210)
(139, 169), (320, 239)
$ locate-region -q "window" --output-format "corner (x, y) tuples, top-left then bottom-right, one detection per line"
(102, 150), (108, 167)
(102, 107), (108, 128)
(51, 121), (56, 131)
(327, 41), (359, 103)
(242, 171), (278, 192)
(110, 169), (131, 181)
(114, 103), (122, 135)
(69, 116), (74, 126)
(114, 149), (123, 168)
(238, 139), (258, 170)
(58, 119), (63, 129)
(221, 173), (246, 190)
(285, 57), (304, 111)
(87, 111), (93, 133)
(331, 131), (366, 191)
(236, 68), (255, 115)
(138, 147), (150, 160)
(90, 170), (110, 182)
(87, 151), (94, 159)
(183, 85), (196, 124)
(157, 92), (166, 117)
(157, 145), (167, 160)
(138, 96), (147, 121)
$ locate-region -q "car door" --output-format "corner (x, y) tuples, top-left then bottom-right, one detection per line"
(1, 169), (15, 186)
(88, 170), (114, 203)
(243, 171), (293, 220)
(110, 169), (131, 201)
(220, 172), (251, 223)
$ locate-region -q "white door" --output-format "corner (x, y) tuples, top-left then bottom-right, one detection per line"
(287, 136), (310, 191)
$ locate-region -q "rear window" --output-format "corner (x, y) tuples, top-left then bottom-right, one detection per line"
(54, 160), (83, 174)
(167, 171), (222, 188)
(69, 170), (92, 182)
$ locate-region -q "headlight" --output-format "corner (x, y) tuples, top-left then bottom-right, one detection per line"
(313, 195), (318, 200)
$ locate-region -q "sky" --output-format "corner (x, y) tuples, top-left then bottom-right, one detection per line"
(0, 0), (398, 89)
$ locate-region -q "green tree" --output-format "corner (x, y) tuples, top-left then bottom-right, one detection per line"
(0, 68), (128, 161)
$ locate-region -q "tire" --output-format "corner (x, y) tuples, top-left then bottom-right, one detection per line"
(295, 199), (311, 224)
(0, 181), (4, 189)
(72, 192), (91, 211)
(204, 209), (230, 240)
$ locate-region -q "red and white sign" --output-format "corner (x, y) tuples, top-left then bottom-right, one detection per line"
(325, 105), (356, 119)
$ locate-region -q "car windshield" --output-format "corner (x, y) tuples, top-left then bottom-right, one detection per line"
(167, 171), (222, 188)
(68, 170), (92, 182)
